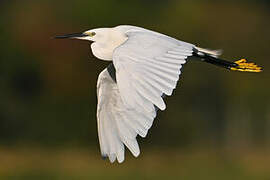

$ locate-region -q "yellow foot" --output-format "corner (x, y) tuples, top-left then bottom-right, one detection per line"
(230, 59), (262, 72)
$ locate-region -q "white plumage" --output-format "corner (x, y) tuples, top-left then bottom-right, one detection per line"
(55, 25), (223, 163)
(96, 26), (194, 163)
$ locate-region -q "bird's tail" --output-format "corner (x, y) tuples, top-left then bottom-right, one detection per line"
(193, 47), (262, 73)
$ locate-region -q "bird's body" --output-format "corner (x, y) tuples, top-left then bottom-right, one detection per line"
(55, 25), (262, 163)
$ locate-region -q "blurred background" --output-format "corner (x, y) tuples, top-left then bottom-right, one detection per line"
(0, 0), (269, 179)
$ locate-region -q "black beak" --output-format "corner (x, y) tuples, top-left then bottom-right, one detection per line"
(54, 32), (88, 39)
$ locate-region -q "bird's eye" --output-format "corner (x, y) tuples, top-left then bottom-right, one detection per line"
(90, 32), (96, 37)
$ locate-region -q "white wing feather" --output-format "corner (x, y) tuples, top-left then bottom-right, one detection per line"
(113, 30), (194, 110)
(97, 69), (156, 163)
(97, 29), (195, 163)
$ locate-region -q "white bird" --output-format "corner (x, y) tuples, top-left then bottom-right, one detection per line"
(55, 25), (262, 163)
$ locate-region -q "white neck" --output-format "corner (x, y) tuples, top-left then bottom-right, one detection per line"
(91, 28), (128, 61)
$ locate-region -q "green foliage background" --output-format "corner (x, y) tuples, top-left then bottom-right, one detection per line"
(0, 0), (269, 179)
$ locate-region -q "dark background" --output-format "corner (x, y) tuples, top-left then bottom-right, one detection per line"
(0, 0), (269, 179)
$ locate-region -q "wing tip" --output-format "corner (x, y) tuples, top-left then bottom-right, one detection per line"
(108, 154), (117, 163)
(131, 144), (140, 158)
(117, 157), (125, 163)
(133, 150), (140, 157)
(158, 103), (166, 111)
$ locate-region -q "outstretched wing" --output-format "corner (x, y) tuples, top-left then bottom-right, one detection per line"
(97, 30), (195, 163)
(113, 30), (195, 111)
(97, 65), (157, 163)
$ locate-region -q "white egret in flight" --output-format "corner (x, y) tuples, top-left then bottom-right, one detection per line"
(55, 25), (262, 163)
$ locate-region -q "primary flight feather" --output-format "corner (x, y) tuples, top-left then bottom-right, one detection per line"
(55, 25), (262, 163)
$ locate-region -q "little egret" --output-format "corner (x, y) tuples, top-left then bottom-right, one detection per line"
(55, 25), (262, 163)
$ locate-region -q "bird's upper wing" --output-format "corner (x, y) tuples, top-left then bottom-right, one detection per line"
(97, 66), (156, 163)
(113, 30), (195, 110)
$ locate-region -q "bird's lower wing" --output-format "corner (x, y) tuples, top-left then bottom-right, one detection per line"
(97, 67), (157, 163)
